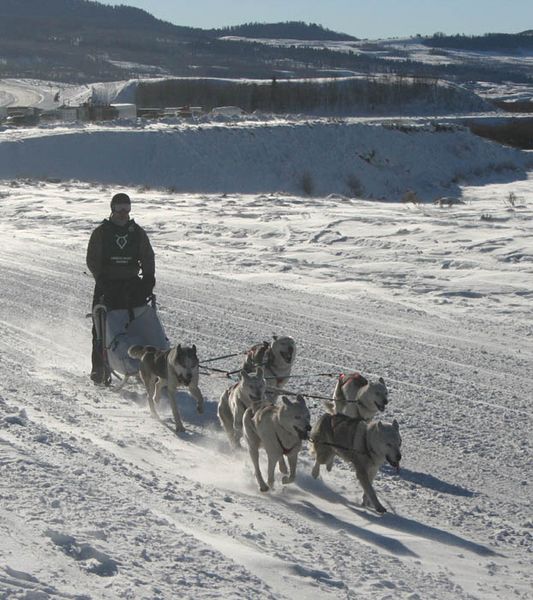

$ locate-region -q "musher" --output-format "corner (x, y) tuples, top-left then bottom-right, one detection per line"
(86, 192), (155, 384)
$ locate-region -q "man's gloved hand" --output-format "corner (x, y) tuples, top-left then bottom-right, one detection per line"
(142, 275), (156, 298)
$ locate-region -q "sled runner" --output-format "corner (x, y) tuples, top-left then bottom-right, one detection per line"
(92, 297), (169, 382)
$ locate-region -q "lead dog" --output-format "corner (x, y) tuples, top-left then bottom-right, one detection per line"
(310, 414), (401, 514)
(242, 336), (297, 400)
(128, 344), (204, 433)
(243, 395), (311, 492)
(218, 367), (267, 449)
(325, 373), (389, 420)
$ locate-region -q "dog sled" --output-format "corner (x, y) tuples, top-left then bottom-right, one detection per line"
(92, 296), (169, 384)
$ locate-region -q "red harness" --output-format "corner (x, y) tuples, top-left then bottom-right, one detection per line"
(339, 372), (366, 386)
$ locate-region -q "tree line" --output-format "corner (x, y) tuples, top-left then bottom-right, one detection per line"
(136, 76), (487, 115)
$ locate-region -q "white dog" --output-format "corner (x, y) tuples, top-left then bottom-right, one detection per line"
(218, 368), (267, 448)
(128, 344), (204, 433)
(326, 373), (389, 420)
(310, 414), (401, 514)
(242, 336), (296, 399)
(243, 395), (311, 492)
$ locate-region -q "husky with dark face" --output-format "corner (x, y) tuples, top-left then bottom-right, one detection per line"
(218, 368), (267, 449)
(243, 395), (311, 492)
(310, 414), (402, 514)
(128, 344), (204, 433)
(242, 336), (296, 400)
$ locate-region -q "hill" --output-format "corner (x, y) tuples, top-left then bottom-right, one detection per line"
(0, 0), (530, 88)
(0, 0), (202, 35)
(0, 0), (370, 81)
(217, 20), (357, 41)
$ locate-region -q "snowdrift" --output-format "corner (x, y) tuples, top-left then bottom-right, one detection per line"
(0, 120), (529, 199)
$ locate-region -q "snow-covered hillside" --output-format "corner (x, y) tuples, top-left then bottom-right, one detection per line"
(0, 162), (532, 598)
(0, 119), (530, 200)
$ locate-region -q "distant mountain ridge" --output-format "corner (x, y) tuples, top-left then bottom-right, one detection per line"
(0, 0), (530, 86)
(0, 0), (362, 80)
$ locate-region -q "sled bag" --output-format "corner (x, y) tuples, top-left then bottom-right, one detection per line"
(105, 305), (169, 375)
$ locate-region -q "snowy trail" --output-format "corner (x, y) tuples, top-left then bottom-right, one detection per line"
(0, 180), (531, 598)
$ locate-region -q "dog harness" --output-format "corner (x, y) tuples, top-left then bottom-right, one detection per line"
(337, 372), (368, 410)
(324, 414), (376, 460)
(339, 372), (367, 389)
(275, 430), (299, 455)
(247, 342), (285, 385)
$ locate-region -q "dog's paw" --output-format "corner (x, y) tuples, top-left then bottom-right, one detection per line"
(175, 425), (186, 434)
(282, 475), (294, 485)
(260, 484), (269, 492)
(375, 504), (387, 514)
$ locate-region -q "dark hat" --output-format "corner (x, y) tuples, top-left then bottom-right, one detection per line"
(110, 193), (131, 209)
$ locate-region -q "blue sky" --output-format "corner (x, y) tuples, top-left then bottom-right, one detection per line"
(109, 0), (533, 38)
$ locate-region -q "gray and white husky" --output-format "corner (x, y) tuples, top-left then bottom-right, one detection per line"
(310, 414), (401, 514)
(128, 344), (204, 433)
(243, 395), (311, 492)
(325, 373), (389, 420)
(242, 336), (297, 399)
(218, 367), (267, 448)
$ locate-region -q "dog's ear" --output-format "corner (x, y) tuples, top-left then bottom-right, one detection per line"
(379, 376), (385, 385)
(272, 334), (278, 341)
(281, 396), (291, 408)
(192, 344), (197, 354)
(392, 419), (399, 431)
(296, 394), (306, 405)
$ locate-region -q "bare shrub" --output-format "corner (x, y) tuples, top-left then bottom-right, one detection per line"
(346, 174), (364, 197)
(506, 191), (517, 208)
(401, 190), (421, 205)
(433, 196), (465, 207)
(300, 171), (314, 196)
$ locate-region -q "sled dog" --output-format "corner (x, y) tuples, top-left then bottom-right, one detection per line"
(310, 414), (401, 514)
(218, 368), (268, 448)
(242, 336), (296, 399)
(243, 395), (311, 492)
(326, 373), (388, 420)
(128, 344), (204, 433)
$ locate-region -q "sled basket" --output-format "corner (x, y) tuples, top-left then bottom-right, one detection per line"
(94, 302), (169, 376)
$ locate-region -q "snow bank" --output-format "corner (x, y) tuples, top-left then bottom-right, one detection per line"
(0, 120), (529, 199)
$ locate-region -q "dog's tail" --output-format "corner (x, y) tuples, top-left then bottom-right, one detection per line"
(128, 344), (156, 359)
